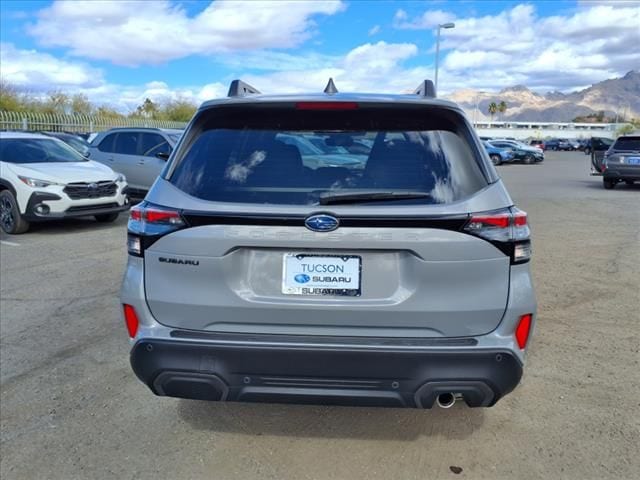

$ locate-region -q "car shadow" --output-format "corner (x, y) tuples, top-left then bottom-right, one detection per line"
(177, 399), (485, 441)
(24, 215), (129, 235)
(578, 180), (640, 191)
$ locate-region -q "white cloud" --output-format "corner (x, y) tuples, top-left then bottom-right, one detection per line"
(0, 42), (103, 90)
(393, 8), (456, 30)
(0, 43), (226, 111)
(218, 50), (339, 72)
(400, 3), (640, 93)
(242, 41), (428, 94)
(27, 0), (345, 66)
(4, 1), (639, 113)
(92, 81), (228, 111)
(368, 25), (381, 36)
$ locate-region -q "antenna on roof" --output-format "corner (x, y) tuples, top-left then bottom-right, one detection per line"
(227, 79), (261, 97)
(324, 78), (338, 95)
(413, 79), (436, 98)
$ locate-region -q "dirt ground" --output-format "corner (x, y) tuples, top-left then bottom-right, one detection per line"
(1, 151), (638, 479)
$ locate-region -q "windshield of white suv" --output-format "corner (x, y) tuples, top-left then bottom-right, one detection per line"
(0, 138), (88, 164)
(169, 106), (489, 206)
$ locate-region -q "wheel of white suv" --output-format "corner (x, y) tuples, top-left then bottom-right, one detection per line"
(95, 212), (120, 223)
(0, 190), (30, 234)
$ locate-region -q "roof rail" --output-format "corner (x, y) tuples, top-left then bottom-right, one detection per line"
(413, 80), (436, 98)
(227, 79), (261, 97)
(324, 78), (338, 95)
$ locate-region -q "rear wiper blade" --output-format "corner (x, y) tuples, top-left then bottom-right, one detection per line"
(318, 190), (432, 205)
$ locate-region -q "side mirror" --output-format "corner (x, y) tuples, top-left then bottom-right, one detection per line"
(156, 152), (170, 160)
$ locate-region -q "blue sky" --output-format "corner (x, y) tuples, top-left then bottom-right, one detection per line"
(1, 0), (639, 111)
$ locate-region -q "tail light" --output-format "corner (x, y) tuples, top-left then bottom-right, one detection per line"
(123, 304), (140, 338)
(515, 314), (533, 349)
(464, 208), (531, 264)
(127, 202), (185, 257)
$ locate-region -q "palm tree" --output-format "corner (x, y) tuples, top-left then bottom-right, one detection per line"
(488, 102), (498, 123)
(498, 101), (507, 120)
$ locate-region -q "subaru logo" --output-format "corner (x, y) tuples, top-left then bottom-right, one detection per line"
(294, 274), (310, 284)
(305, 214), (339, 232)
(87, 183), (98, 190)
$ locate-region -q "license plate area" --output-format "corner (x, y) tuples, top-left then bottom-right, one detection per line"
(627, 156), (640, 165)
(282, 254), (362, 296)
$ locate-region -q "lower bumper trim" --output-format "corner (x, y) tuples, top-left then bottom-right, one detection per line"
(131, 338), (523, 408)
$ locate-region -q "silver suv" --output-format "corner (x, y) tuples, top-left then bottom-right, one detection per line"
(89, 128), (182, 196)
(121, 80), (537, 409)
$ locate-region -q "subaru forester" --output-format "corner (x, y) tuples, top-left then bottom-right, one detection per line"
(121, 79), (536, 409)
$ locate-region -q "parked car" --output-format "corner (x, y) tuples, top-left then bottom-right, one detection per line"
(121, 79), (537, 409)
(41, 131), (91, 157)
(588, 137), (615, 174)
(545, 138), (576, 151)
(489, 140), (544, 164)
(576, 139), (589, 151)
(601, 135), (640, 189)
(529, 139), (545, 151)
(277, 133), (367, 169)
(483, 141), (515, 165)
(89, 128), (183, 196)
(0, 132), (129, 234)
(566, 139), (581, 150)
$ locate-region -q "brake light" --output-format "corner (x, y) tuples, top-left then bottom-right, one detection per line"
(130, 204), (183, 225)
(464, 208), (531, 263)
(468, 214), (510, 229)
(123, 304), (139, 338)
(127, 202), (185, 256)
(295, 102), (359, 110)
(515, 314), (533, 349)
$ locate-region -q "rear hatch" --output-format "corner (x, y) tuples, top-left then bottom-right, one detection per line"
(139, 101), (514, 338)
(606, 136), (640, 169)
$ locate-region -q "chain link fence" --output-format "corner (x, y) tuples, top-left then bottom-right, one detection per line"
(0, 111), (187, 133)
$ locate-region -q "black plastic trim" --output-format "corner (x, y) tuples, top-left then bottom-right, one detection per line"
(182, 211), (470, 230)
(0, 179), (17, 197)
(130, 338), (522, 408)
(23, 191), (129, 221)
(23, 192), (62, 220)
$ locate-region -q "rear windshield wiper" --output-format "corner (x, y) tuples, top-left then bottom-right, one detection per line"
(318, 190), (432, 205)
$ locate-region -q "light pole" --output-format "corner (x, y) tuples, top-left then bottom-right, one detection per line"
(434, 22), (455, 95)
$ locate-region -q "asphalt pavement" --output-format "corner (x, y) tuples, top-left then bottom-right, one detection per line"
(1, 151), (638, 480)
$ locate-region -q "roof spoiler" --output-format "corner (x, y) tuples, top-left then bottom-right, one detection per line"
(227, 79), (261, 97)
(414, 80), (436, 98)
(226, 78), (436, 98)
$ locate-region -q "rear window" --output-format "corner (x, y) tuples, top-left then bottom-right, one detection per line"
(169, 106), (489, 206)
(0, 138), (87, 164)
(613, 136), (640, 150)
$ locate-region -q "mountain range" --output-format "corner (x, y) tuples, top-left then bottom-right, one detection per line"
(444, 70), (640, 123)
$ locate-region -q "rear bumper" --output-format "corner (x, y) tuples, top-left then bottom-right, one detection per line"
(603, 166), (640, 181)
(130, 335), (523, 408)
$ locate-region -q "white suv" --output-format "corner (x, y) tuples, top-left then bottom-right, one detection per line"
(0, 132), (130, 234)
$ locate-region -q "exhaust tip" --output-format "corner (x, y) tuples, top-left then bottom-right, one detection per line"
(436, 392), (456, 409)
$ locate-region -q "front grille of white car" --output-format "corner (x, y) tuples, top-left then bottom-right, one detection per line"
(64, 181), (118, 199)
